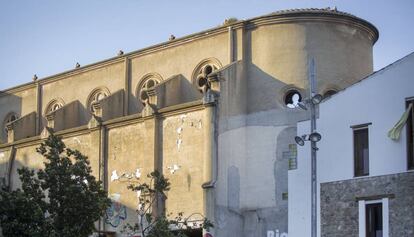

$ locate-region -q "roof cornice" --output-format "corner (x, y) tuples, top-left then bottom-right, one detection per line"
(1, 8), (378, 94)
(247, 9), (378, 43)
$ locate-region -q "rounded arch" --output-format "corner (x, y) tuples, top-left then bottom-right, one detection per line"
(2, 111), (19, 141)
(86, 87), (111, 112)
(44, 98), (65, 115)
(191, 58), (223, 86)
(135, 72), (163, 104)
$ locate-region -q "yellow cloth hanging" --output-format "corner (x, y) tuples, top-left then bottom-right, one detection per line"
(388, 103), (413, 140)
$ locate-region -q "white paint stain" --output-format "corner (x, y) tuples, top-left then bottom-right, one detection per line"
(121, 172), (133, 179)
(111, 168), (142, 181)
(135, 168), (141, 179)
(167, 164), (181, 174)
(172, 114), (204, 152)
(176, 139), (182, 151)
(73, 137), (81, 144)
(0, 152), (4, 159)
(180, 114), (187, 121)
(111, 170), (119, 181)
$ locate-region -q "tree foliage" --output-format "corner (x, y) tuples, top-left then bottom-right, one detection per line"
(122, 171), (213, 237)
(0, 133), (110, 237)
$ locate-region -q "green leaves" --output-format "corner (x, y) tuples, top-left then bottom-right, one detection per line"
(0, 133), (110, 237)
(0, 187), (50, 237)
(123, 171), (213, 237)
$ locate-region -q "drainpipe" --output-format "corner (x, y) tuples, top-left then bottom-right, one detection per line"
(99, 124), (108, 232)
(201, 73), (220, 236)
(201, 101), (218, 237)
(202, 102), (217, 189)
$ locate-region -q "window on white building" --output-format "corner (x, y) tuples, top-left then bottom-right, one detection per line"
(366, 203), (382, 237)
(353, 125), (370, 177)
(358, 198), (389, 237)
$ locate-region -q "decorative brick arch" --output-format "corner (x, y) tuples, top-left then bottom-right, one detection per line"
(191, 58), (222, 92)
(2, 111), (19, 140)
(44, 98), (65, 115)
(86, 87), (110, 112)
(136, 72), (163, 105)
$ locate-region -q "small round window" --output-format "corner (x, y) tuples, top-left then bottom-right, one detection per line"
(284, 90), (302, 108)
(323, 89), (337, 99)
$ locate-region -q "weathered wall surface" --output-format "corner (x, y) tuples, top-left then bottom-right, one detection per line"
(162, 111), (206, 218)
(105, 121), (156, 232)
(6, 132), (97, 190)
(320, 172), (414, 237)
(62, 133), (98, 177)
(216, 123), (296, 236)
(10, 145), (45, 189)
(101, 109), (207, 233)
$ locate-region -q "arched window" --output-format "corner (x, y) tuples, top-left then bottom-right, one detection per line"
(3, 112), (19, 140)
(45, 98), (65, 115)
(87, 87), (110, 112)
(192, 58), (222, 92)
(136, 73), (163, 105)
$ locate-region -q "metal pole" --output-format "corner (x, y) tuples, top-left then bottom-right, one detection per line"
(309, 58), (317, 237)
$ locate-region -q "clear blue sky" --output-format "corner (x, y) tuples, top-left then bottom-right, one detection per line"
(1, 0), (413, 90)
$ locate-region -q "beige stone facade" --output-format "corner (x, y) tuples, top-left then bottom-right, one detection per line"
(0, 8), (378, 237)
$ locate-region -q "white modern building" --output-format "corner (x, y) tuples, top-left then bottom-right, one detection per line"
(289, 52), (414, 237)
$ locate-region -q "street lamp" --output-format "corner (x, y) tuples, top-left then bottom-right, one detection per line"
(295, 132), (322, 146)
(294, 58), (321, 237)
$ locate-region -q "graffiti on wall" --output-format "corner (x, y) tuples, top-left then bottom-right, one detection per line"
(105, 193), (127, 228)
(284, 144), (297, 170)
(267, 230), (288, 237)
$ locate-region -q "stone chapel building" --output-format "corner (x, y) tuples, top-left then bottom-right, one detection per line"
(0, 8), (378, 237)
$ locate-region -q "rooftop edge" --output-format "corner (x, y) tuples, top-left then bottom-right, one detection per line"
(1, 8), (379, 94)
